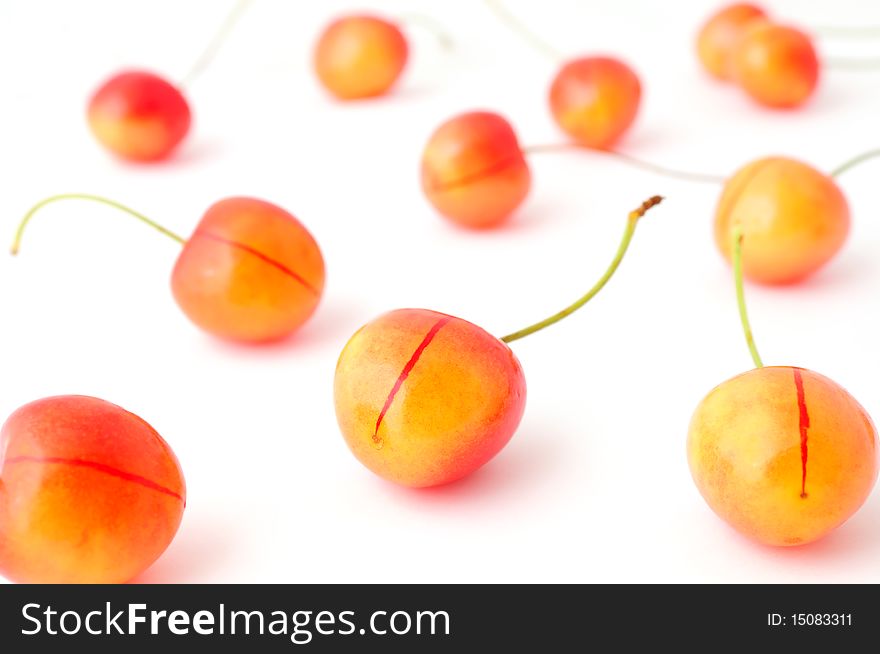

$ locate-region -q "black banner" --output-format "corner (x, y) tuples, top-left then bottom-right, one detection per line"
(0, 584), (872, 651)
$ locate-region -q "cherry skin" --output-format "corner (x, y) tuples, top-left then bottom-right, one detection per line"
(548, 56), (641, 149)
(732, 22), (819, 108)
(334, 309), (526, 487)
(696, 3), (767, 80)
(171, 197), (326, 343)
(688, 367), (878, 546)
(314, 15), (409, 100)
(420, 111), (532, 228)
(714, 157), (849, 284)
(0, 396), (185, 583)
(87, 70), (191, 162)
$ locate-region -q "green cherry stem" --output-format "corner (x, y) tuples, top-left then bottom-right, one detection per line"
(397, 12), (454, 50)
(500, 195), (663, 344)
(180, 0), (254, 87)
(829, 148), (880, 178)
(11, 194), (185, 256)
(522, 143), (727, 184)
(732, 226), (764, 369)
(483, 0), (564, 61)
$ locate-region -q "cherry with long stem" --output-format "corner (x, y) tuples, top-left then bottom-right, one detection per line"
(11, 194), (185, 256)
(500, 196), (662, 343)
(522, 143), (726, 185)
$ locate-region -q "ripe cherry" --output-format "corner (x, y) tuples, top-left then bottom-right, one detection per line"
(713, 157), (849, 284)
(334, 197), (663, 487)
(689, 366), (878, 545)
(13, 194), (325, 343)
(732, 22), (819, 108)
(421, 111), (531, 229)
(314, 15), (409, 100)
(420, 111), (718, 229)
(0, 395), (185, 583)
(548, 57), (642, 149)
(688, 228), (879, 545)
(696, 3), (768, 80)
(88, 71), (192, 162)
(86, 0), (253, 161)
(482, 1), (641, 148)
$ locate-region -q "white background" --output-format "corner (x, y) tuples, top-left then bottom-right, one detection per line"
(1, 0), (880, 584)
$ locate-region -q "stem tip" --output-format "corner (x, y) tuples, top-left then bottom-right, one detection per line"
(633, 195), (663, 219)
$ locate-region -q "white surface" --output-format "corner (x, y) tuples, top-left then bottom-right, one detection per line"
(1, 0), (880, 584)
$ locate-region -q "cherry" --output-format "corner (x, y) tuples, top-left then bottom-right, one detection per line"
(697, 3), (767, 80)
(0, 395), (185, 583)
(13, 195), (325, 343)
(549, 56), (642, 150)
(87, 0), (252, 161)
(88, 71), (192, 162)
(420, 111), (718, 228)
(314, 15), (409, 100)
(421, 111), (531, 229)
(483, 1), (641, 148)
(732, 22), (819, 108)
(713, 157), (849, 284)
(334, 197), (663, 487)
(687, 227), (879, 545)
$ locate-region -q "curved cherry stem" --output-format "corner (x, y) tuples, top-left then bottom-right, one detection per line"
(398, 12), (454, 50)
(829, 148), (880, 177)
(12, 194), (185, 256)
(483, 0), (564, 61)
(732, 226), (764, 369)
(500, 195), (663, 344)
(522, 143), (726, 184)
(180, 0), (254, 87)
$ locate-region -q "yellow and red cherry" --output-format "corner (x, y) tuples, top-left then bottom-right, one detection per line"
(732, 22), (819, 108)
(420, 111), (531, 229)
(688, 226), (879, 546)
(696, 3), (768, 80)
(713, 157), (849, 284)
(334, 197), (663, 487)
(481, 2), (641, 148)
(88, 70), (191, 162)
(314, 15), (409, 100)
(548, 56), (642, 149)
(13, 194), (325, 343)
(688, 366), (878, 546)
(334, 309), (526, 487)
(0, 395), (185, 583)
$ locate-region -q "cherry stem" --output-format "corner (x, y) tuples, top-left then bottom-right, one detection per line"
(11, 194), (185, 256)
(483, 0), (564, 61)
(397, 12), (454, 51)
(500, 196), (663, 344)
(732, 226), (764, 369)
(180, 0), (254, 87)
(825, 57), (880, 70)
(522, 143), (726, 184)
(829, 148), (880, 177)
(812, 25), (880, 37)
